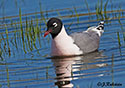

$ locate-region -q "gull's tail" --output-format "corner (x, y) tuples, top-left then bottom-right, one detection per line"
(97, 21), (104, 30)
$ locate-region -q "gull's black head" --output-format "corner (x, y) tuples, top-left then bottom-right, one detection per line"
(44, 17), (63, 39)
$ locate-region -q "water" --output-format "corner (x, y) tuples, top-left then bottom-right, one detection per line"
(0, 0), (125, 88)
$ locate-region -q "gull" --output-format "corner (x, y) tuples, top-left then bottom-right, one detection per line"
(44, 18), (104, 56)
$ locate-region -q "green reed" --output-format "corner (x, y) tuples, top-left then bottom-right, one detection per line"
(39, 1), (47, 25)
(10, 39), (16, 57)
(19, 8), (27, 53)
(118, 16), (125, 42)
(67, 9), (74, 31)
(0, 84), (2, 88)
(84, 0), (92, 20)
(14, 27), (18, 50)
(117, 32), (121, 47)
(31, 18), (38, 50)
(45, 10), (49, 19)
(111, 54), (114, 88)
(10, 18), (14, 27)
(104, 0), (109, 20)
(88, 82), (93, 88)
(74, 7), (79, 23)
(5, 24), (11, 56)
(14, 0), (25, 8)
(25, 17), (30, 52)
(0, 36), (4, 61)
(69, 8), (74, 17)
(35, 15), (42, 53)
(67, 21), (73, 31)
(0, 49), (3, 61)
(28, 19), (33, 51)
(36, 16), (42, 48)
(0, 35), (4, 57)
(19, 8), (42, 54)
(95, 0), (103, 20)
(0, 8), (44, 58)
(56, 10), (62, 18)
(5, 63), (10, 88)
(117, 31), (123, 58)
(95, 0), (111, 21)
(1, 33), (8, 58)
(25, 16), (41, 54)
(46, 67), (48, 79)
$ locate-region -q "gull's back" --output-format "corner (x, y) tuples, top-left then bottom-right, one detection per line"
(70, 21), (104, 54)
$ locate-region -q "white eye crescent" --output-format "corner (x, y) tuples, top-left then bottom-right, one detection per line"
(53, 22), (57, 27)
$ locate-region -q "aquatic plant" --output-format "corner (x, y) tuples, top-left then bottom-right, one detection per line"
(111, 54), (114, 88)
(14, 0), (25, 8)
(95, 0), (103, 20)
(104, 0), (109, 20)
(0, 49), (3, 61)
(118, 18), (125, 42)
(0, 84), (2, 88)
(84, 0), (92, 20)
(39, 1), (47, 25)
(117, 32), (121, 47)
(74, 7), (79, 23)
(5, 24), (11, 57)
(5, 64), (10, 88)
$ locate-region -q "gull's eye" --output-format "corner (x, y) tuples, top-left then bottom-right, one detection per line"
(97, 27), (101, 30)
(53, 22), (58, 27)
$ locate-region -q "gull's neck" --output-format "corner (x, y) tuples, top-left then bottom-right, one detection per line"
(53, 25), (69, 40)
(51, 25), (83, 56)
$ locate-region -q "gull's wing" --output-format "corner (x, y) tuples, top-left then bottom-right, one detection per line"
(70, 27), (100, 54)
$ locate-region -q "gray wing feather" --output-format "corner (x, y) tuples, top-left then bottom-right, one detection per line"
(70, 28), (100, 54)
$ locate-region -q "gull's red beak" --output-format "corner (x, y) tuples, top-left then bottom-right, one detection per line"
(44, 29), (52, 37)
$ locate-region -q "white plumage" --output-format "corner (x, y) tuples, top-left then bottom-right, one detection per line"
(44, 18), (104, 56)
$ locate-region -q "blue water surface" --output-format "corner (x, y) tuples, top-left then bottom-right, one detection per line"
(0, 0), (125, 88)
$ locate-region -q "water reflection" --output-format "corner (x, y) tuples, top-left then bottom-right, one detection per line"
(51, 51), (107, 88)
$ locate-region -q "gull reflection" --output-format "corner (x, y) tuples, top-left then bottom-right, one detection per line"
(51, 51), (107, 88)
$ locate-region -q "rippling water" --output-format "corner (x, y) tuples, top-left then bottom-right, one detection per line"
(0, 0), (125, 88)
